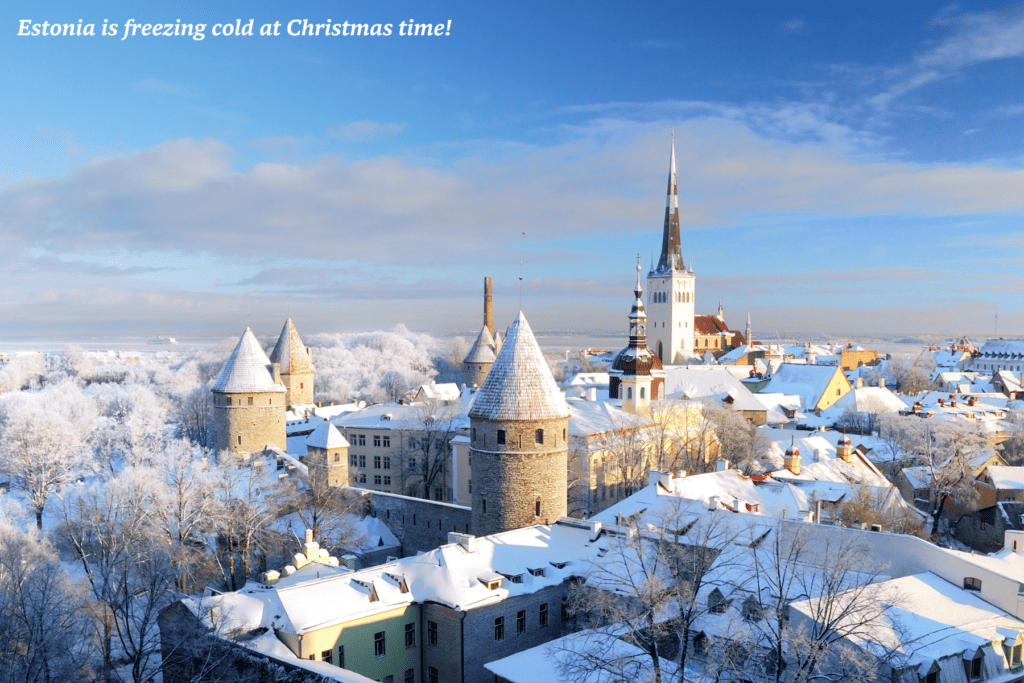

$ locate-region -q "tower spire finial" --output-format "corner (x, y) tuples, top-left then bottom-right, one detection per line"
(654, 132), (682, 274)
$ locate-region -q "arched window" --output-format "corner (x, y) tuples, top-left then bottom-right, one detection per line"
(627, 387), (633, 399)
(640, 387), (645, 399)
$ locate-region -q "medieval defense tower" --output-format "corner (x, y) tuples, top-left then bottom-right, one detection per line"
(469, 312), (570, 537)
(269, 318), (315, 407)
(609, 256), (666, 412)
(647, 133), (696, 364)
(211, 327), (287, 459)
(462, 277), (498, 389)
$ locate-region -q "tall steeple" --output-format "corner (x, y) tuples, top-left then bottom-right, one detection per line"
(654, 130), (684, 275)
(745, 311), (752, 345)
(610, 255), (665, 412)
(646, 131), (697, 364)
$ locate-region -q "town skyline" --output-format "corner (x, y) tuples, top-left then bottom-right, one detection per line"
(2, 1), (1023, 339)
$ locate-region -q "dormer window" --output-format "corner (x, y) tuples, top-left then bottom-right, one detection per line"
(528, 567), (546, 578)
(501, 573), (523, 584)
(549, 561), (568, 570)
(964, 577), (982, 592)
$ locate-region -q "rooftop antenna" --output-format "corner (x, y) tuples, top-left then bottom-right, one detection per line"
(519, 231), (526, 310)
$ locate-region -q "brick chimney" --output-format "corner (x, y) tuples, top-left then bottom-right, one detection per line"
(837, 431), (853, 463)
(784, 438), (801, 476)
(484, 276), (493, 333)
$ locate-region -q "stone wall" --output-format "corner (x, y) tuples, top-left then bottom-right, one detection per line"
(212, 391), (286, 457)
(423, 602), (465, 683)
(463, 361), (492, 390)
(470, 416), (568, 537)
(461, 583), (573, 683)
(356, 488), (472, 557)
(282, 368), (315, 407)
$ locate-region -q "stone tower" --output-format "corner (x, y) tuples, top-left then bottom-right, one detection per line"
(469, 312), (570, 536)
(305, 420), (350, 487)
(269, 318), (315, 407)
(609, 255), (666, 412)
(211, 328), (287, 459)
(463, 278), (497, 388)
(647, 133), (696, 364)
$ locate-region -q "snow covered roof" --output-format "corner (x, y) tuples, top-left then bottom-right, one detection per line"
(983, 466), (1024, 490)
(484, 629), (678, 683)
(662, 366), (768, 413)
(212, 328), (286, 394)
(305, 420), (349, 450)
(414, 383), (462, 402)
(819, 386), (908, 419)
(269, 318), (315, 376)
(761, 363), (846, 410)
(566, 397), (653, 438)
(468, 312), (569, 422)
(790, 572), (1024, 672)
(463, 326), (497, 364)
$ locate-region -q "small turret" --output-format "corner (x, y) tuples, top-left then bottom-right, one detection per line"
(784, 437), (801, 476)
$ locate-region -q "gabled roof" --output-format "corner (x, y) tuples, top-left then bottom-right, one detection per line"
(269, 318), (315, 375)
(693, 314), (733, 336)
(463, 325), (497, 364)
(762, 363), (845, 410)
(469, 312), (569, 422)
(213, 328), (286, 394)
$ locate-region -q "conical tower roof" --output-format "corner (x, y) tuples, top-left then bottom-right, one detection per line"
(213, 328), (286, 393)
(464, 325), (497, 364)
(469, 312), (569, 421)
(270, 318), (315, 375)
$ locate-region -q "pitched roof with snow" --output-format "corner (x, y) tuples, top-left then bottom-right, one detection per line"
(213, 328), (286, 394)
(305, 420), (350, 450)
(468, 312), (569, 422)
(984, 466), (1024, 490)
(463, 326), (497, 364)
(761, 363), (845, 410)
(662, 366), (768, 413)
(269, 319), (315, 375)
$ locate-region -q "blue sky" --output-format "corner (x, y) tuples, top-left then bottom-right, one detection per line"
(1, 1), (1023, 339)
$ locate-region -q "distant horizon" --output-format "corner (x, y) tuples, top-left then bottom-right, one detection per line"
(2, 1), (1022, 338)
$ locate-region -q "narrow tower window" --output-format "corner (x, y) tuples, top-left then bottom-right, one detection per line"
(497, 430), (506, 445)
(535, 429), (543, 444)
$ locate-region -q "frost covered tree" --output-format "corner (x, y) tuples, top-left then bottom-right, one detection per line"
(908, 420), (987, 536)
(149, 442), (224, 592)
(0, 381), (98, 528)
(0, 522), (93, 683)
(58, 469), (176, 683)
(173, 385), (215, 449)
(92, 382), (169, 470)
(285, 466), (367, 554)
(398, 398), (461, 500)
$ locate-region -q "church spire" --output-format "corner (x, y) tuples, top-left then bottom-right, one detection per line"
(654, 131), (683, 274)
(745, 311), (752, 345)
(629, 253), (646, 343)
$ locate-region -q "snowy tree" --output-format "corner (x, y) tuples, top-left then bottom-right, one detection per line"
(0, 382), (98, 528)
(58, 470), (176, 683)
(173, 385), (215, 449)
(285, 467), (367, 555)
(92, 383), (169, 470)
(0, 522), (93, 683)
(909, 420), (987, 537)
(398, 398), (461, 500)
(707, 403), (772, 474)
(149, 442), (224, 592)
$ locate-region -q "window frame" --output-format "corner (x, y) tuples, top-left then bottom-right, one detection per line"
(374, 631), (386, 658)
(494, 616), (504, 641)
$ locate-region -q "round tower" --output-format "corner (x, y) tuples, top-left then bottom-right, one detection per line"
(269, 318), (315, 407)
(463, 325), (497, 389)
(212, 327), (287, 460)
(469, 312), (570, 536)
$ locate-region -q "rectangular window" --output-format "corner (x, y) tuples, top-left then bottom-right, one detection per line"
(497, 430), (506, 445)
(374, 475), (382, 486)
(350, 453), (357, 466)
(339, 645), (344, 668)
(383, 476), (391, 486)
(358, 474), (366, 484)
(428, 667), (438, 683)
(1014, 644), (1022, 665)
(321, 649), (332, 664)
(405, 669), (414, 683)
(226, 397), (232, 406)
(374, 455), (382, 469)
(428, 621), (437, 646)
(408, 457), (416, 471)
(535, 429), (543, 444)
(494, 616), (504, 641)
(405, 622), (416, 648)
(383, 436), (391, 448)
(359, 455), (366, 468)
(383, 456), (391, 469)
(334, 453), (340, 462)
(374, 631), (386, 658)
(356, 434), (366, 446)
(374, 435), (381, 447)
(539, 602), (548, 627)
(468, 479), (472, 493)
(247, 396), (253, 406)
(237, 435), (242, 446)
(517, 610), (526, 635)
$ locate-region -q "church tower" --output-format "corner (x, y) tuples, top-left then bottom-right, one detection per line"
(212, 328), (287, 460)
(609, 255), (665, 412)
(647, 133), (696, 364)
(469, 312), (570, 537)
(269, 319), (315, 408)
